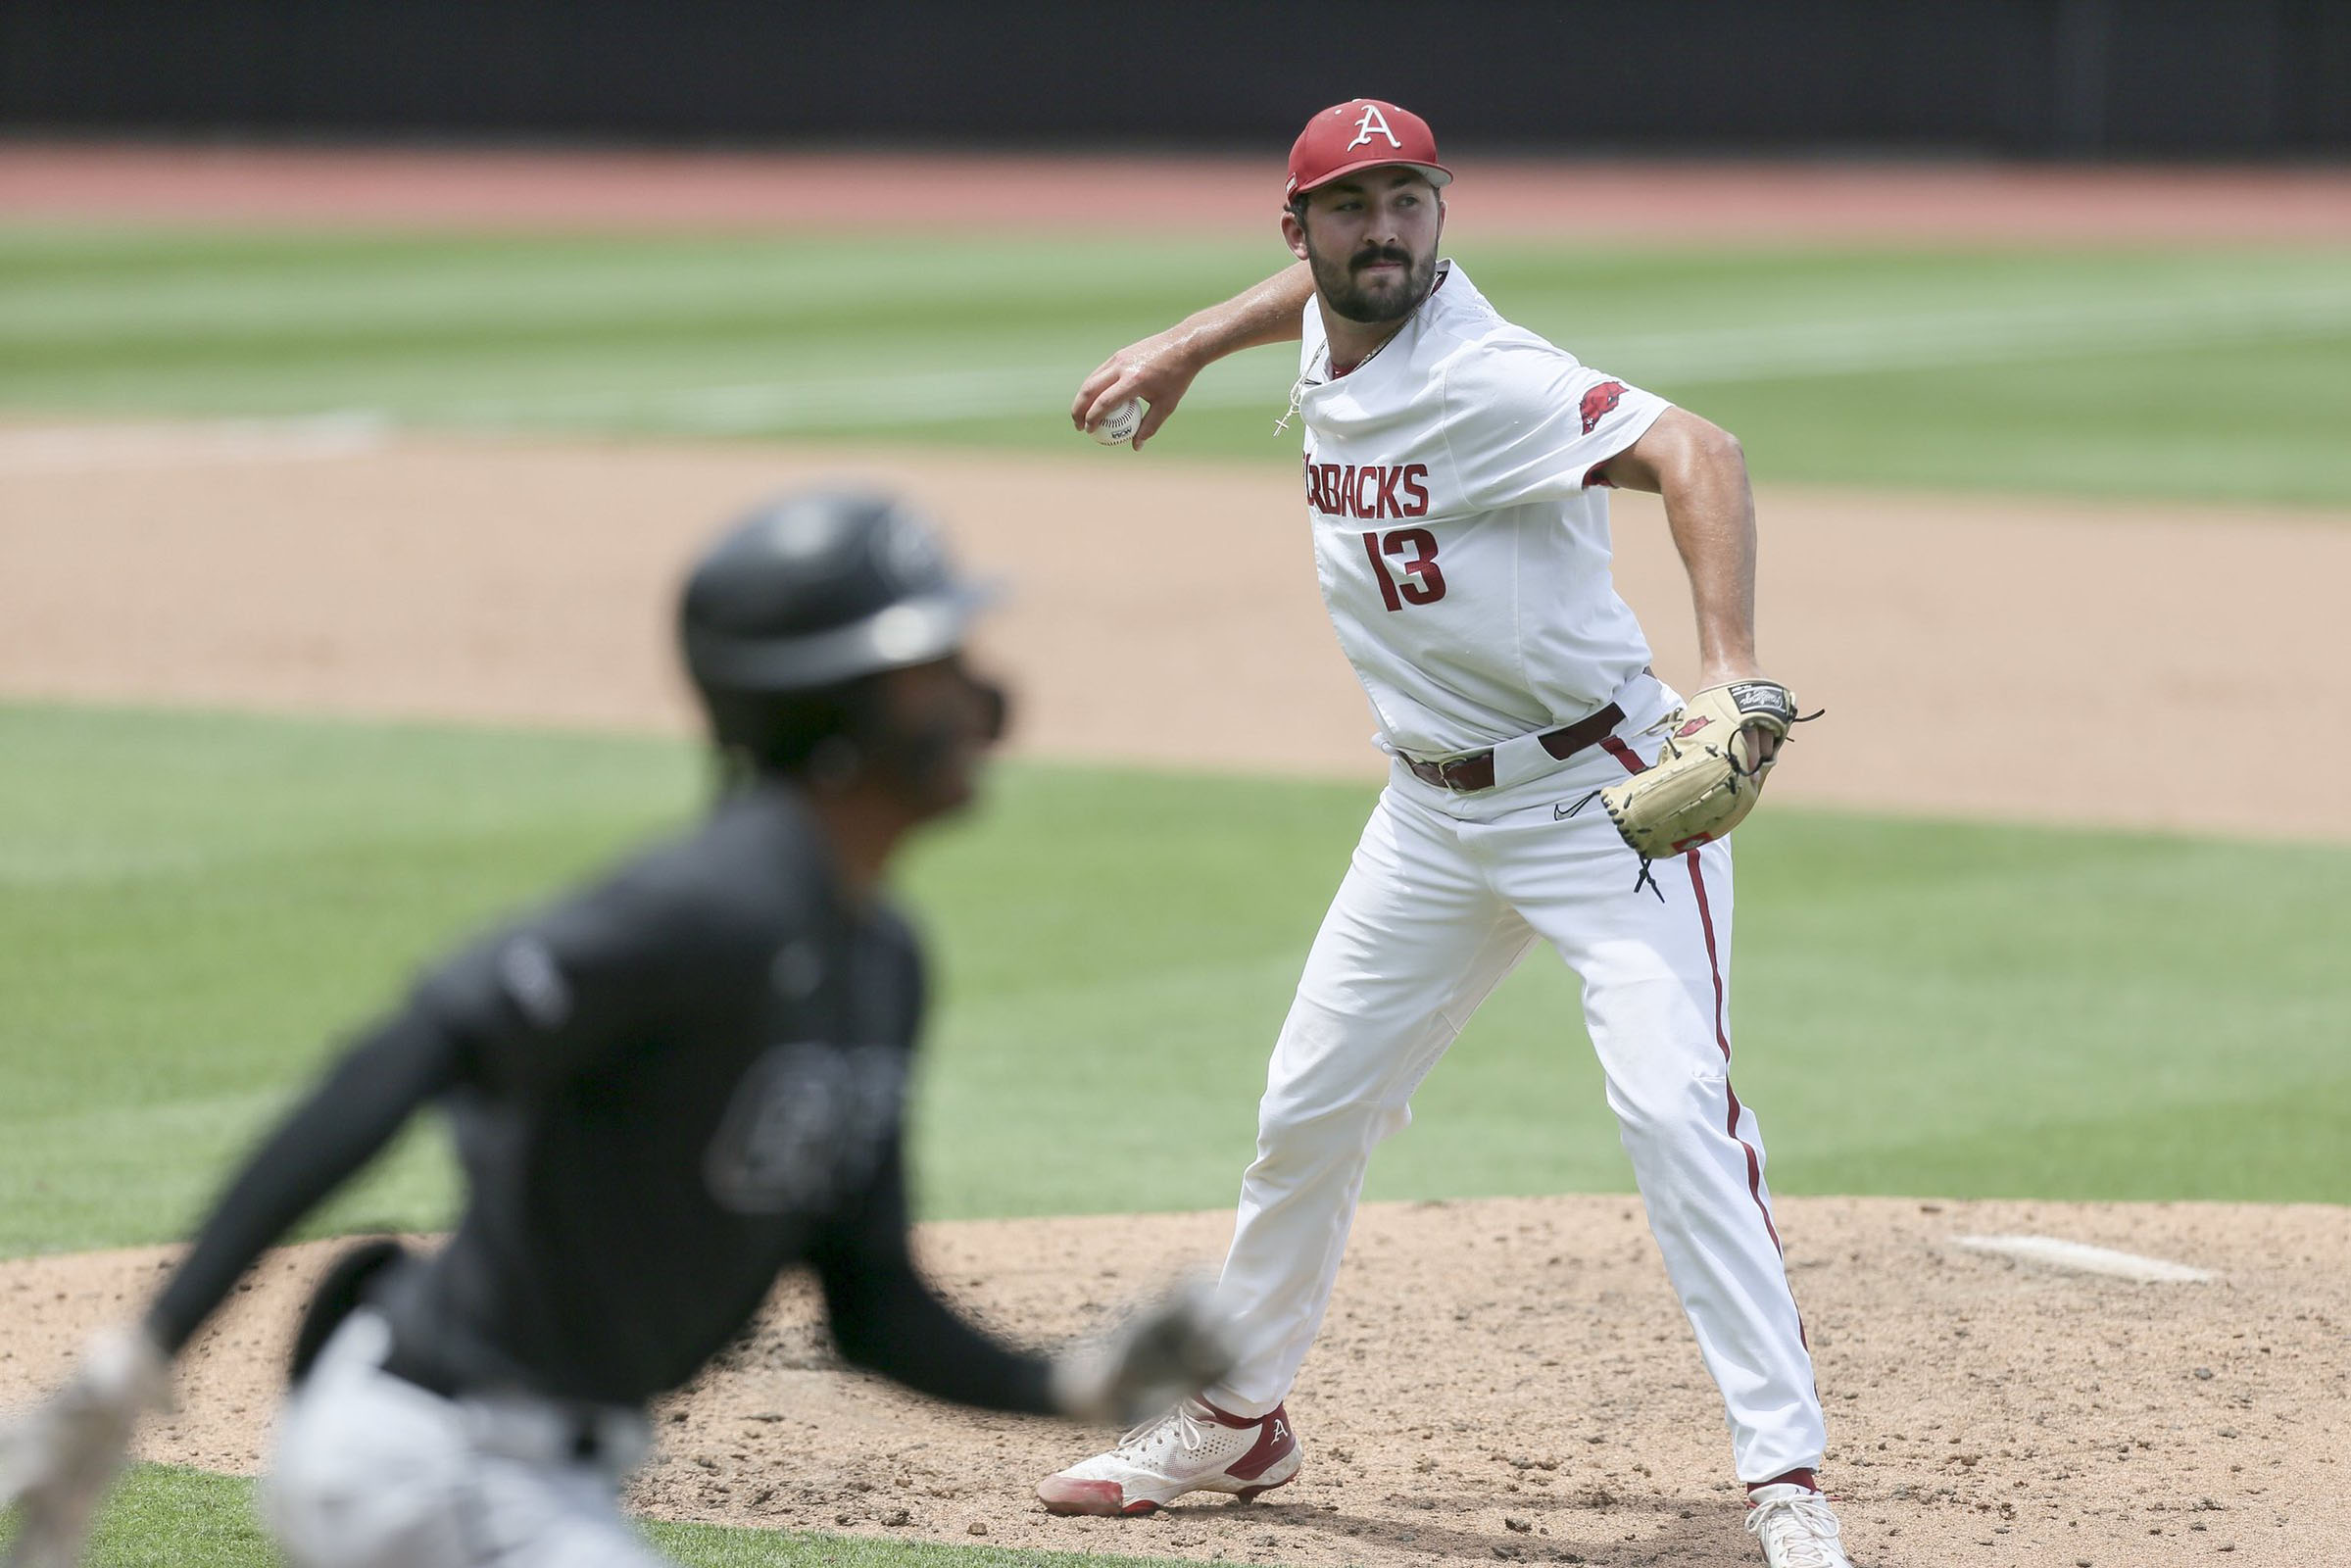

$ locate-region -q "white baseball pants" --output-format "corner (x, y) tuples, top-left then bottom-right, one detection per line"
(1206, 717), (1827, 1484)
(264, 1312), (665, 1568)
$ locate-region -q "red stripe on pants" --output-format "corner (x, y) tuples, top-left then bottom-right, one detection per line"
(1605, 738), (1784, 1255)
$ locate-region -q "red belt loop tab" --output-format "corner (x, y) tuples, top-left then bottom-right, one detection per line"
(1405, 702), (1625, 793)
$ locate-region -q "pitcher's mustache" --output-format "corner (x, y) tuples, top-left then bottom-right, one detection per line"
(1351, 247), (1412, 271)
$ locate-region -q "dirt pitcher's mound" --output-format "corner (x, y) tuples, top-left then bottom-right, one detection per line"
(4, 1195), (2344, 1567)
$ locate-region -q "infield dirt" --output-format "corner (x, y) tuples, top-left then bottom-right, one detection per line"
(5, 425), (2348, 842)
(3, 1197), (2345, 1568)
(10, 143), (2351, 243)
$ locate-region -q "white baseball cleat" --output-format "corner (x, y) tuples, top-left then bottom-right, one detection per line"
(1744, 1483), (1856, 1567)
(1036, 1398), (1300, 1516)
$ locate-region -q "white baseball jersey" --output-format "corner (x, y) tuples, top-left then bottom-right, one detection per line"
(1297, 262), (1671, 760)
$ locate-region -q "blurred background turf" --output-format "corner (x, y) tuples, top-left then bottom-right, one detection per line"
(4, 229), (2345, 506)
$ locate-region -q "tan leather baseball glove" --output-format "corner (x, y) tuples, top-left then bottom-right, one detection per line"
(1595, 679), (1807, 871)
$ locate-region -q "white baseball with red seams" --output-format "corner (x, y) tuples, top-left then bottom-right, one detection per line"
(1089, 397), (1144, 447)
(1205, 260), (1828, 1485)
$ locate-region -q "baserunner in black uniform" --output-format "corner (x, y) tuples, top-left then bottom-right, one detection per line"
(1, 490), (1231, 1568)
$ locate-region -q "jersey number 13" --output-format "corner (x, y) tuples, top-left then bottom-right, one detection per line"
(1362, 528), (1446, 612)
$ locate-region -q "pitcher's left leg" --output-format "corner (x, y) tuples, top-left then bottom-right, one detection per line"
(1518, 831), (1825, 1485)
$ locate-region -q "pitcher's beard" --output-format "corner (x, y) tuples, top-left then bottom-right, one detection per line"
(1312, 244), (1437, 324)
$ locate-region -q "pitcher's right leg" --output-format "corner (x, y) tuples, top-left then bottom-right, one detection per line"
(1039, 781), (1530, 1515)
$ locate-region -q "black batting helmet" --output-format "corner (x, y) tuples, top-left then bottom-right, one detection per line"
(681, 489), (994, 770)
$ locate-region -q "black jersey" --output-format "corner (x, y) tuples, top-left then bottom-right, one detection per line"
(148, 781), (1053, 1414)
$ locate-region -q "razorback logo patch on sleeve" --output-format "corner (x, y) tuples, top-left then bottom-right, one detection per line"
(1579, 380), (1626, 436)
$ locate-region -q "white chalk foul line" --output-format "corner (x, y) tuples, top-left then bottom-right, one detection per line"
(0, 414), (389, 475)
(1952, 1234), (2217, 1283)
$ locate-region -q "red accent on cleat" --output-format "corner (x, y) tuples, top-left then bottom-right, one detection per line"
(1223, 1402), (1298, 1482)
(1037, 1477), (1137, 1516)
(1036, 1399), (1304, 1517)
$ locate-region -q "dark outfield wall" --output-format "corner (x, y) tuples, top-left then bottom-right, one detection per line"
(2, 0), (2343, 158)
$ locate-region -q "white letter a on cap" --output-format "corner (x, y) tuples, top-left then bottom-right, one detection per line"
(1347, 104), (1401, 151)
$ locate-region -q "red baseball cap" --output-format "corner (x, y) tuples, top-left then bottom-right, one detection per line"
(1286, 99), (1453, 202)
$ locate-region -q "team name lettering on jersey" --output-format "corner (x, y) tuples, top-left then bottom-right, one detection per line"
(1303, 458), (1431, 519)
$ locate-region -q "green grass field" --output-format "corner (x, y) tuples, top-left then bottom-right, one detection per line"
(7, 701), (2350, 1562)
(6, 702), (2345, 1264)
(4, 216), (2346, 1564)
(4, 228), (2348, 505)
(68, 1464), (1200, 1568)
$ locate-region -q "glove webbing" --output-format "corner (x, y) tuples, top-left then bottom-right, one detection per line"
(1571, 707), (1826, 901)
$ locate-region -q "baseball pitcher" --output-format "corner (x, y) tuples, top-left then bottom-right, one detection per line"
(1040, 101), (1851, 1568)
(0, 491), (1234, 1568)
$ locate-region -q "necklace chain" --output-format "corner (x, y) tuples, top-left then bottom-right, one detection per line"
(1275, 305), (1412, 436)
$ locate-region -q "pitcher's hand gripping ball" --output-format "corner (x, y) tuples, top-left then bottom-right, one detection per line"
(1597, 680), (1807, 863)
(1088, 398), (1147, 447)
